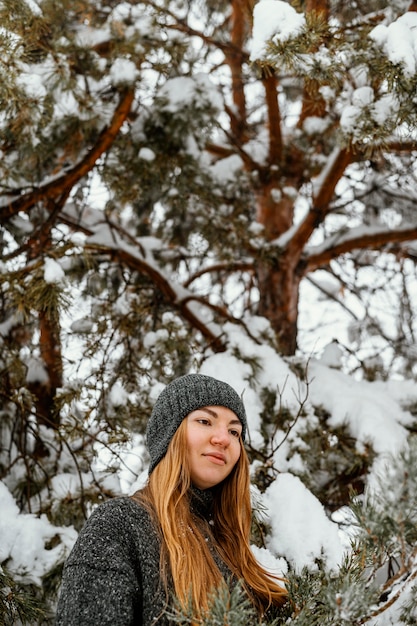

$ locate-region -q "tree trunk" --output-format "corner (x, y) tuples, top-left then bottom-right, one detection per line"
(256, 257), (302, 355)
(255, 177), (303, 355)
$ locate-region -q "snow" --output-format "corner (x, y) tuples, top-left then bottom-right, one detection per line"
(26, 357), (49, 384)
(157, 74), (223, 114)
(352, 86), (374, 107)
(372, 93), (400, 125)
(251, 3), (417, 83)
(70, 318), (94, 333)
(54, 90), (81, 118)
(340, 105), (361, 134)
(319, 341), (344, 368)
(370, 13), (417, 78)
(109, 383), (129, 407)
(303, 116), (331, 135)
(44, 257), (65, 284)
(251, 544), (288, 580)
(250, 0), (306, 61)
(173, 328), (417, 581)
(138, 147), (156, 161)
(209, 154), (244, 183)
(250, 3), (417, 146)
(74, 25), (111, 48)
(23, 0), (42, 15)
(198, 334), (417, 581)
(109, 58), (139, 86)
(3, 1), (417, 615)
(0, 482), (77, 586)
(16, 70), (47, 99)
(264, 473), (344, 572)
(308, 360), (412, 456)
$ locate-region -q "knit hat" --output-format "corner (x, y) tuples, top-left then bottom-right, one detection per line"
(146, 373), (247, 474)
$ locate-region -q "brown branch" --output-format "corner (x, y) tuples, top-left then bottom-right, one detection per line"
(263, 73), (282, 164)
(305, 226), (417, 272)
(153, 0), (250, 62)
(305, 0), (330, 15)
(183, 261), (254, 288)
(26, 221), (64, 433)
(63, 209), (255, 346)
(385, 140), (417, 152)
(312, 147), (354, 215)
(306, 273), (360, 320)
(223, 0), (249, 144)
(289, 147), (353, 254)
(204, 142), (236, 160)
(206, 127), (259, 171)
(0, 88), (135, 222)
(297, 0), (329, 127)
(84, 241), (227, 352)
(360, 551), (417, 624)
(178, 294), (262, 346)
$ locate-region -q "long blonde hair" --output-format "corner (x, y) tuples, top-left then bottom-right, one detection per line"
(133, 420), (287, 618)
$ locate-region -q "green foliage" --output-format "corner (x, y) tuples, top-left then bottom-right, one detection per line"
(0, 567), (46, 626)
(1, 0), (417, 623)
(253, 2), (417, 147)
(284, 438), (417, 625)
(168, 581), (282, 625)
(282, 563), (379, 626)
(351, 440), (417, 571)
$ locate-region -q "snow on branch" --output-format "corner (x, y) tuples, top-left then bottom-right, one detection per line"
(305, 223), (417, 271)
(0, 89), (134, 222)
(81, 216), (258, 352)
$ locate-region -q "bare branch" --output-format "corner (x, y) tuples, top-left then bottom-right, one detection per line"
(183, 261), (254, 287)
(305, 224), (417, 272)
(289, 147), (354, 255)
(263, 73), (283, 164)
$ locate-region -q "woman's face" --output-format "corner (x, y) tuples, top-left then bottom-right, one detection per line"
(185, 405), (242, 490)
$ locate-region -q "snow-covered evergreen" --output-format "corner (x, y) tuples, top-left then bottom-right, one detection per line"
(1, 0), (417, 623)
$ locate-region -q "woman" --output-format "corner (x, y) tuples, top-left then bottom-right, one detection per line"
(55, 373), (287, 625)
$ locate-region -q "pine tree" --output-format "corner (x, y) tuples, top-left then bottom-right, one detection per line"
(1, 0), (417, 623)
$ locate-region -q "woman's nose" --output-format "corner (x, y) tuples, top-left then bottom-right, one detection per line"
(210, 427), (231, 446)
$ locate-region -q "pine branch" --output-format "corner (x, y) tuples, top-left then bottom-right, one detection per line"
(0, 88), (134, 222)
(0, 567), (46, 626)
(167, 581), (275, 625)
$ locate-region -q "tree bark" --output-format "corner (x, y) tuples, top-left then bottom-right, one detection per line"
(256, 254), (302, 355)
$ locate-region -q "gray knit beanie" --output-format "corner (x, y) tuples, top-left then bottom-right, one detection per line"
(146, 373), (247, 474)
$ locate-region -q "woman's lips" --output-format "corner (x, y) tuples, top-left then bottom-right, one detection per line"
(203, 452), (226, 465)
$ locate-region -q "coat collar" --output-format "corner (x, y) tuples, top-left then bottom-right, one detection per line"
(189, 485), (215, 520)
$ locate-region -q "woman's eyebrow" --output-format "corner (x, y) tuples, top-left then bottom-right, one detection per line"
(199, 407), (218, 417)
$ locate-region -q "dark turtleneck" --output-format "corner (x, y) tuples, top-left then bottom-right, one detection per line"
(55, 487), (233, 626)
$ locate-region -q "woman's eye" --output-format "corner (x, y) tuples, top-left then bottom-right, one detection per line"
(197, 419), (210, 425)
(230, 429), (240, 438)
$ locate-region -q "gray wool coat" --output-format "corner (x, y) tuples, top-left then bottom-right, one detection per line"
(55, 488), (232, 626)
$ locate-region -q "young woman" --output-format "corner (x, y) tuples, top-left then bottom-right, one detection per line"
(55, 373), (287, 625)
